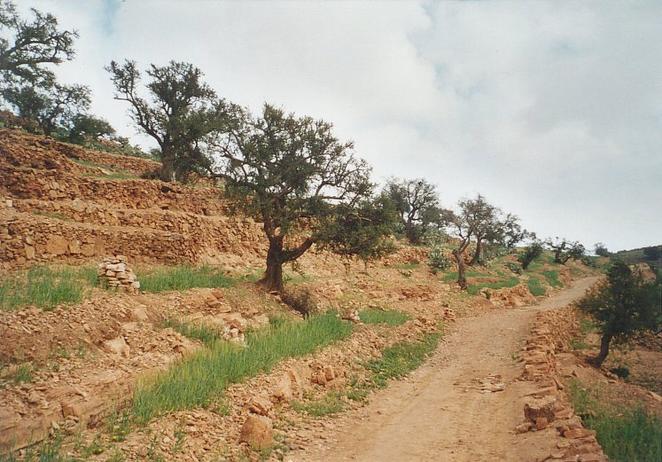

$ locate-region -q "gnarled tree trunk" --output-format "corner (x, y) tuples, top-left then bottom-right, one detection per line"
(159, 146), (177, 182)
(469, 239), (482, 266)
(592, 333), (612, 367)
(259, 237), (285, 293)
(453, 248), (467, 289)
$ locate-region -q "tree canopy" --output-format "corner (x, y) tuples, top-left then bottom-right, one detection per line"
(382, 178), (443, 244)
(546, 237), (585, 264)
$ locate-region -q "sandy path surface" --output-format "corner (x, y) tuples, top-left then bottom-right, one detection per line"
(291, 277), (598, 462)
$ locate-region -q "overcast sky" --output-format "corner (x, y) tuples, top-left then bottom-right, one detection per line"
(23, 0), (662, 251)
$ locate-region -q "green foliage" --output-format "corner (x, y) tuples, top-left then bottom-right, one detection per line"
(132, 312), (352, 423)
(12, 363), (33, 383)
(505, 261), (522, 275)
(67, 114), (115, 144)
(527, 277), (546, 296)
(594, 242), (610, 257)
(162, 319), (221, 346)
(546, 237), (585, 264)
(138, 265), (234, 293)
(518, 241), (543, 270)
(427, 245), (452, 273)
(367, 332), (440, 388)
(466, 276), (520, 296)
(542, 270), (563, 288)
(358, 308), (410, 326)
(0, 266), (94, 311)
(292, 391), (346, 417)
(569, 380), (662, 462)
(643, 246), (661, 261)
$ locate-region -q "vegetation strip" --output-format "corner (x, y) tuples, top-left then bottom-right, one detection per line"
(138, 265), (234, 293)
(358, 308), (410, 326)
(132, 312), (352, 423)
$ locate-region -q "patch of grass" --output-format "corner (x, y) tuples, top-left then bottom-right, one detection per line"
(568, 380), (662, 461)
(527, 277), (546, 296)
(367, 332), (441, 388)
(292, 391), (346, 417)
(13, 363), (33, 383)
(132, 311), (352, 423)
(569, 338), (589, 350)
(358, 308), (410, 326)
(106, 409), (132, 443)
(162, 318), (220, 346)
(441, 270), (490, 283)
(467, 276), (520, 296)
(579, 318), (597, 335)
(139, 265), (234, 293)
(542, 270), (563, 288)
(0, 266), (94, 311)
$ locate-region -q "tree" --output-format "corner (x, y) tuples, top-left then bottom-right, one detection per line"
(107, 60), (227, 182)
(67, 114), (115, 144)
(210, 104), (372, 292)
(444, 206), (473, 289)
(578, 261), (661, 367)
(0, 1), (77, 85)
(500, 213), (531, 249)
(317, 196), (397, 271)
(518, 241), (544, 270)
(546, 237), (585, 264)
(382, 178), (442, 244)
(457, 194), (499, 266)
(643, 246), (661, 261)
(2, 80), (90, 136)
(594, 242), (610, 257)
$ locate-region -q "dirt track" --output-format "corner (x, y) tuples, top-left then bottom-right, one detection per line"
(292, 277), (598, 462)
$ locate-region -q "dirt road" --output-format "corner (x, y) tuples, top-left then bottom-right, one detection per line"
(292, 277), (598, 462)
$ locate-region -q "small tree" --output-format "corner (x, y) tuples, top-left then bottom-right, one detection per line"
(456, 194), (499, 266)
(67, 114), (115, 144)
(546, 237), (585, 264)
(594, 242), (610, 257)
(0, 1), (77, 85)
(578, 261), (661, 367)
(444, 207), (472, 289)
(107, 60), (227, 182)
(382, 178), (442, 245)
(518, 241), (543, 270)
(210, 104), (372, 292)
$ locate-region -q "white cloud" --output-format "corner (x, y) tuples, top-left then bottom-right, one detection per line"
(23, 0), (662, 251)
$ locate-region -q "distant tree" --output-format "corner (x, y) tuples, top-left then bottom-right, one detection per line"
(594, 242), (610, 257)
(457, 194), (499, 266)
(578, 261), (661, 367)
(209, 104), (372, 292)
(444, 205), (473, 289)
(67, 114), (115, 144)
(0, 1), (77, 85)
(382, 178), (442, 244)
(643, 246), (661, 261)
(500, 213), (531, 249)
(107, 60), (228, 182)
(546, 237), (585, 264)
(318, 196), (397, 271)
(2, 80), (90, 136)
(518, 241), (544, 270)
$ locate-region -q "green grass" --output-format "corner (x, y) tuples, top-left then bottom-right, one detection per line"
(162, 318), (221, 346)
(292, 391), (346, 417)
(527, 277), (546, 296)
(441, 270), (490, 283)
(132, 311), (352, 423)
(467, 276), (520, 296)
(367, 332), (441, 388)
(568, 380), (662, 461)
(542, 270), (563, 288)
(0, 266), (96, 311)
(138, 265), (235, 293)
(358, 308), (410, 326)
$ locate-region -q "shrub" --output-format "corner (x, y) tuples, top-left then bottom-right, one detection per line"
(518, 242), (543, 270)
(427, 245), (452, 273)
(505, 261), (522, 275)
(527, 277), (546, 296)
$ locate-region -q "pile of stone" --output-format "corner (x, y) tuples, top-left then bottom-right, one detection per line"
(97, 256), (140, 293)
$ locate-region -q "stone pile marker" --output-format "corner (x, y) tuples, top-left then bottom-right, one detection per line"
(97, 256), (140, 293)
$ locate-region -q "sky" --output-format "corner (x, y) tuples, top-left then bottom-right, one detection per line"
(20, 0), (662, 251)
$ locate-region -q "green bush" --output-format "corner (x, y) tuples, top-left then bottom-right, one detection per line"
(527, 277), (546, 296)
(518, 242), (543, 270)
(427, 245), (452, 273)
(542, 270), (563, 288)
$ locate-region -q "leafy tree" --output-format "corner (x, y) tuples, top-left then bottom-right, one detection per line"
(546, 237), (585, 264)
(518, 241), (543, 270)
(458, 194), (499, 266)
(318, 196), (397, 271)
(2, 80), (90, 135)
(643, 246), (661, 261)
(210, 104), (372, 292)
(499, 213), (531, 249)
(67, 114), (115, 144)
(578, 261), (661, 367)
(382, 178), (442, 244)
(0, 1), (77, 85)
(594, 242), (610, 257)
(107, 60), (228, 182)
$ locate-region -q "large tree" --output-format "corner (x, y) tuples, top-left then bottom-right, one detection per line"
(578, 261), (660, 367)
(382, 178), (442, 244)
(107, 60), (227, 182)
(0, 1), (76, 85)
(209, 104), (372, 292)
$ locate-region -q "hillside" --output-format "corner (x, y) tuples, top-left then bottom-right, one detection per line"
(613, 245), (662, 269)
(0, 129), (633, 462)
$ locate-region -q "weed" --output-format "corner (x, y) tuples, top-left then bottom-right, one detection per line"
(358, 308), (410, 326)
(13, 363), (33, 383)
(212, 400), (232, 416)
(527, 277), (546, 296)
(292, 391), (346, 417)
(106, 409), (132, 442)
(132, 312), (352, 423)
(367, 332), (441, 388)
(579, 318), (597, 335)
(542, 270), (563, 288)
(106, 449), (126, 462)
(162, 318), (220, 346)
(172, 426), (186, 453)
(569, 338), (589, 350)
(81, 436), (105, 457)
(139, 265), (234, 293)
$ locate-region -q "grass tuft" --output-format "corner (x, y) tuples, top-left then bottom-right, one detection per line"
(542, 270), (563, 288)
(139, 265), (234, 293)
(132, 311), (352, 423)
(527, 277), (546, 296)
(292, 391), (346, 417)
(161, 318), (221, 346)
(358, 308), (410, 326)
(467, 276), (519, 296)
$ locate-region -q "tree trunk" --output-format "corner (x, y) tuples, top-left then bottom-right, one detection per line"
(259, 239), (284, 293)
(404, 221), (418, 244)
(159, 147), (177, 182)
(593, 333), (612, 367)
(453, 249), (467, 289)
(469, 239), (482, 266)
